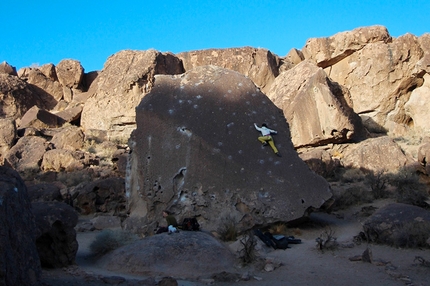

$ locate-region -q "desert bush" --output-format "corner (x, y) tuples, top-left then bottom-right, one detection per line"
(89, 229), (139, 256)
(218, 215), (238, 241)
(332, 185), (374, 210)
(391, 221), (430, 248)
(239, 231), (258, 264)
(316, 227), (338, 251)
(364, 170), (390, 199)
(340, 168), (366, 183)
(387, 167), (429, 208)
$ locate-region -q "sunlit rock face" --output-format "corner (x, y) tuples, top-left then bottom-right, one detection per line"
(125, 65), (332, 234)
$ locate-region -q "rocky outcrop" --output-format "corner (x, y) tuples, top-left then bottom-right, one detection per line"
(125, 65), (332, 234)
(0, 61), (17, 76)
(55, 59), (84, 89)
(81, 50), (184, 142)
(41, 149), (99, 172)
(0, 166), (41, 286)
(363, 203), (430, 248)
(19, 105), (65, 129)
(32, 201), (79, 268)
(267, 61), (364, 147)
(302, 25), (391, 68)
(177, 47), (280, 94)
(99, 231), (237, 278)
(50, 125), (84, 150)
(418, 141), (430, 175)
(324, 32), (425, 135)
(27, 182), (64, 202)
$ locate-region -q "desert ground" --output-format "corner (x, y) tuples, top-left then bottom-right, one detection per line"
(40, 199), (430, 286)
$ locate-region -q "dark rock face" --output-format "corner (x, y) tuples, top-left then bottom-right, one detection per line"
(32, 201), (79, 268)
(126, 65), (332, 234)
(363, 203), (430, 248)
(99, 231), (237, 278)
(0, 166), (41, 286)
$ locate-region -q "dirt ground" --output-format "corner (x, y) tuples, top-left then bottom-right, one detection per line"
(41, 201), (430, 286)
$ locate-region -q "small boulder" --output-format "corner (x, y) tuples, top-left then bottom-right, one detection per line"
(55, 59), (84, 89)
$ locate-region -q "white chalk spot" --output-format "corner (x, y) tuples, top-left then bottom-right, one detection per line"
(252, 93), (256, 97)
(178, 100), (183, 104)
(196, 95), (202, 99)
(238, 83), (243, 87)
(259, 160), (265, 164)
(226, 122), (234, 128)
(14, 187), (18, 192)
(228, 155), (233, 160)
(238, 150), (243, 154)
(267, 171), (272, 175)
(193, 104), (198, 109)
(168, 109), (174, 114)
(187, 100), (192, 104)
(217, 142), (223, 146)
(246, 101), (250, 105)
(176, 144), (181, 149)
(262, 100), (267, 104)
(177, 127), (192, 137)
(274, 161), (281, 165)
(228, 90), (232, 93)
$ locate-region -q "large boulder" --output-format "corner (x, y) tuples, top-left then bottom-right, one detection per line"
(404, 73), (430, 133)
(267, 61), (364, 148)
(363, 203), (430, 248)
(81, 49), (184, 142)
(98, 231), (237, 278)
(302, 25), (391, 68)
(0, 61), (17, 76)
(0, 73), (45, 120)
(325, 33), (425, 134)
(0, 166), (41, 286)
(18, 105), (65, 129)
(55, 59), (84, 89)
(41, 149), (99, 172)
(4, 136), (47, 179)
(125, 65), (332, 234)
(32, 201), (79, 268)
(340, 136), (409, 173)
(50, 125), (85, 150)
(177, 47), (280, 93)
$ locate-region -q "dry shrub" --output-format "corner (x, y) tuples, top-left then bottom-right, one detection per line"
(316, 227), (338, 251)
(90, 229), (139, 257)
(391, 222), (430, 248)
(364, 170), (390, 199)
(332, 185), (374, 210)
(218, 215), (238, 241)
(341, 168), (366, 183)
(239, 231), (257, 264)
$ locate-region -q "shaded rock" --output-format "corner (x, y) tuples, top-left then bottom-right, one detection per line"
(32, 201), (79, 268)
(363, 203), (430, 248)
(267, 61), (363, 148)
(81, 49), (183, 142)
(19, 105), (65, 129)
(418, 141), (430, 175)
(75, 177), (126, 215)
(177, 47), (280, 93)
(18, 67), (63, 109)
(0, 166), (42, 285)
(50, 125), (85, 150)
(405, 73), (430, 133)
(38, 63), (58, 81)
(55, 59), (84, 89)
(157, 277), (178, 286)
(4, 136), (47, 179)
(98, 231), (237, 278)
(0, 118), (16, 163)
(54, 105), (83, 123)
(326, 33), (425, 134)
(302, 25), (391, 68)
(0, 61), (17, 76)
(299, 148), (339, 178)
(0, 73), (45, 120)
(126, 65), (332, 234)
(27, 182), (63, 202)
(340, 136), (408, 173)
(41, 149), (98, 172)
(111, 148), (129, 176)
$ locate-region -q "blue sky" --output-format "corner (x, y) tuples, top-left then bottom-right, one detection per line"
(2, 1), (429, 72)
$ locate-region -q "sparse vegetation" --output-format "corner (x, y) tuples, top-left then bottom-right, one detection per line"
(218, 215), (238, 241)
(391, 221), (430, 248)
(316, 227), (338, 251)
(364, 170), (390, 199)
(332, 185), (374, 210)
(89, 229), (139, 256)
(238, 231), (258, 264)
(340, 168), (366, 183)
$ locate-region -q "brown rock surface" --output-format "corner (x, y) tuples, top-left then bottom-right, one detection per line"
(0, 166), (41, 286)
(0, 118), (16, 163)
(404, 73), (430, 133)
(177, 47), (280, 93)
(19, 105), (65, 129)
(267, 61), (363, 148)
(126, 65), (332, 234)
(0, 61), (17, 76)
(50, 125), (85, 150)
(81, 50), (184, 142)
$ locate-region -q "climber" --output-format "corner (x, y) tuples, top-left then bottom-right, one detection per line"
(254, 123), (281, 157)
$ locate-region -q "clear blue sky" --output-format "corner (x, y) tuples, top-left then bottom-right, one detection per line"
(2, 1), (429, 72)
